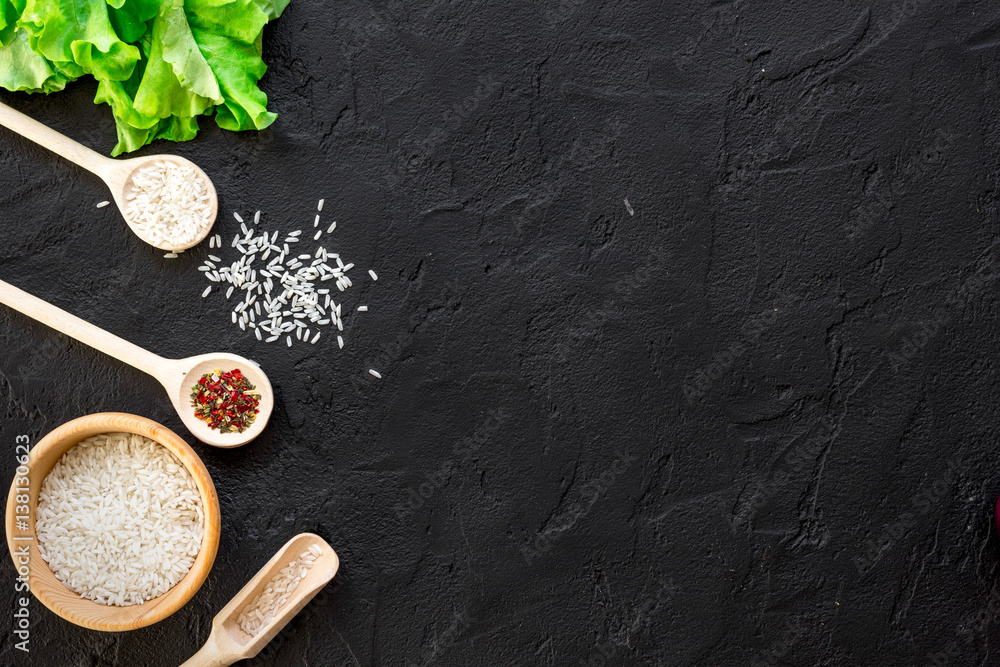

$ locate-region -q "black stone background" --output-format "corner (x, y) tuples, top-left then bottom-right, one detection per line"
(1, 0), (1000, 665)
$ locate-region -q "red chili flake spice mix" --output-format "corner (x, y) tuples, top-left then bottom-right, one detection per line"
(190, 368), (260, 433)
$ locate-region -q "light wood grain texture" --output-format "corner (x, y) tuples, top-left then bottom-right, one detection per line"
(0, 278), (273, 448)
(0, 101), (217, 251)
(181, 534), (339, 667)
(4, 413), (221, 631)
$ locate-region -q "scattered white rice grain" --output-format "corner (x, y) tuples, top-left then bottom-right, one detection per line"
(369, 369), (381, 378)
(201, 286), (212, 298)
(234, 212), (244, 223)
(337, 335), (344, 349)
(254, 211), (261, 224)
(164, 253), (178, 259)
(327, 221), (336, 233)
(311, 332), (320, 344)
(198, 203), (368, 350)
(286, 336), (292, 347)
(96, 200), (110, 208)
(314, 215), (321, 227)
(357, 306), (367, 312)
(317, 199), (324, 212)
(369, 270), (378, 281)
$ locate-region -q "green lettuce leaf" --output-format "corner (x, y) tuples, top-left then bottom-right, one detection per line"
(0, 0), (25, 45)
(107, 0), (159, 45)
(132, 0), (223, 120)
(185, 0), (275, 132)
(19, 0), (140, 81)
(0, 0), (288, 154)
(252, 0), (290, 21)
(0, 28), (69, 92)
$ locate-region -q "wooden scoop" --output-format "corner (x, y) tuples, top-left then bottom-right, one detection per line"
(181, 534), (340, 667)
(0, 100), (217, 251)
(0, 278), (272, 448)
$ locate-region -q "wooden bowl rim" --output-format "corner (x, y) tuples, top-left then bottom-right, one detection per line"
(4, 413), (221, 631)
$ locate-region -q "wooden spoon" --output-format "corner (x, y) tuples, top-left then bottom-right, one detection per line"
(0, 278), (272, 448)
(0, 100), (217, 252)
(181, 534), (340, 667)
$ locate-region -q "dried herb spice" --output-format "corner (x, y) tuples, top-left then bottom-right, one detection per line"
(190, 368), (260, 433)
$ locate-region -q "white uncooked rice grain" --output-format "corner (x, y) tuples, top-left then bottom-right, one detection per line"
(317, 199), (324, 211)
(35, 432), (203, 607)
(369, 369), (381, 378)
(126, 162), (212, 249)
(357, 306), (367, 312)
(197, 204), (368, 349)
(202, 286), (212, 298)
(164, 253), (178, 259)
(237, 549), (318, 637)
(96, 200), (110, 208)
(369, 270), (378, 281)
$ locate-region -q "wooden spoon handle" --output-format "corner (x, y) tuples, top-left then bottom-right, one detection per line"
(0, 279), (173, 380)
(0, 101), (113, 176)
(179, 630), (239, 667)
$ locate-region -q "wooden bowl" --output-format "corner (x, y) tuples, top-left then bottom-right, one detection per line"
(4, 413), (221, 631)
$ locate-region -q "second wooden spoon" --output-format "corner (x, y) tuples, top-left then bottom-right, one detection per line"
(0, 278), (272, 448)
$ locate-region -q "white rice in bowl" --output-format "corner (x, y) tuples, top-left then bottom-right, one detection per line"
(35, 432), (204, 607)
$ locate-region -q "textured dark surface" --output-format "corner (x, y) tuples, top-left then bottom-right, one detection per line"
(2, 0), (1000, 665)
